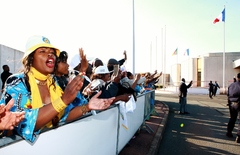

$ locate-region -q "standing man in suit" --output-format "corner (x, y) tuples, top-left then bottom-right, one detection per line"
(179, 78), (193, 114)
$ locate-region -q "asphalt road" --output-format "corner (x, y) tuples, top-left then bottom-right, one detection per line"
(155, 93), (240, 155)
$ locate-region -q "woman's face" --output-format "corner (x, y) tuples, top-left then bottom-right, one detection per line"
(57, 61), (69, 76)
(129, 74), (134, 79)
(102, 73), (110, 82)
(32, 47), (56, 75)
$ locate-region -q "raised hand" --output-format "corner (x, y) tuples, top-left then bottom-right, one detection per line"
(135, 73), (141, 81)
(79, 48), (88, 72)
(123, 50), (127, 60)
(62, 73), (85, 105)
(158, 72), (163, 77)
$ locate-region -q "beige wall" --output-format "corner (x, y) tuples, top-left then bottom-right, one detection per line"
(170, 52), (240, 88)
(201, 52), (240, 88)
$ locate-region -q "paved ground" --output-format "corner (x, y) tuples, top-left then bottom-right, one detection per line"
(118, 97), (169, 155)
(118, 88), (221, 155)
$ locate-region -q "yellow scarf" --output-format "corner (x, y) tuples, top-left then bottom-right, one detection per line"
(28, 67), (64, 128)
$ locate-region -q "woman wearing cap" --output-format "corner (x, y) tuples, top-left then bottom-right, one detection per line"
(0, 35), (115, 143)
(85, 65), (131, 103)
(88, 65), (119, 98)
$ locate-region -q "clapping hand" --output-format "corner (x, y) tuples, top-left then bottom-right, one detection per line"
(0, 99), (25, 130)
(88, 91), (115, 110)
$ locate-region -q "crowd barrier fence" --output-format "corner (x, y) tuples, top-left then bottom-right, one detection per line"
(0, 90), (155, 155)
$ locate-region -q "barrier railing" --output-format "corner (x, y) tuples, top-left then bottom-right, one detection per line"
(141, 91), (155, 133)
(0, 90), (155, 155)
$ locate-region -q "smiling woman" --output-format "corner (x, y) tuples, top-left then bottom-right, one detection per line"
(0, 35), (115, 143)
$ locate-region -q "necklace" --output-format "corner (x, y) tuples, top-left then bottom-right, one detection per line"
(35, 79), (47, 85)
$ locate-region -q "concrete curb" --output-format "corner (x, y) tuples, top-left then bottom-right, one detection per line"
(147, 102), (169, 155)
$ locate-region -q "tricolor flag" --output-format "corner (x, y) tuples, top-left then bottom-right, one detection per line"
(184, 49), (189, 56)
(213, 8), (225, 24)
(172, 48), (178, 56)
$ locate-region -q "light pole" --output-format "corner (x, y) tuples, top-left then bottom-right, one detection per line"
(132, 0), (135, 74)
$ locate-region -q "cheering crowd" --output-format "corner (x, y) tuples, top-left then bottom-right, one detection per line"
(0, 35), (162, 143)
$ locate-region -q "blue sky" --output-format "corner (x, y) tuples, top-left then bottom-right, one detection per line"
(0, 0), (239, 73)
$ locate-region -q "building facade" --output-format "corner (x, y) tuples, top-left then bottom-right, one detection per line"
(170, 52), (240, 90)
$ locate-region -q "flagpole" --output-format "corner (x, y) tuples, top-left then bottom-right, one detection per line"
(161, 28), (164, 88)
(150, 41), (152, 71)
(188, 51), (190, 80)
(223, 5), (226, 93)
(156, 36), (158, 70)
(164, 25), (166, 90)
(177, 48), (178, 64)
(132, 0), (135, 74)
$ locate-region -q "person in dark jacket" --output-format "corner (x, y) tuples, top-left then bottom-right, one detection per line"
(107, 50), (127, 75)
(226, 73), (240, 143)
(179, 78), (193, 114)
(1, 65), (12, 90)
(213, 81), (220, 96)
(209, 81), (214, 99)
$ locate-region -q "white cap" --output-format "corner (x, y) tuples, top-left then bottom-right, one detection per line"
(94, 65), (111, 74)
(69, 54), (94, 69)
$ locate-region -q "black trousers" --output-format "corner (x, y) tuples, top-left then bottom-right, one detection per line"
(209, 90), (213, 98)
(227, 102), (240, 136)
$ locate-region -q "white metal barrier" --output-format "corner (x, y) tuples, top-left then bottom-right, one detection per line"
(0, 91), (155, 155)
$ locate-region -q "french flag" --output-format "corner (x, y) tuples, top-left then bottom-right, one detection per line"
(213, 8), (225, 24)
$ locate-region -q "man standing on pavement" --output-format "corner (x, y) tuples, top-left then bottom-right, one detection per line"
(209, 80), (214, 99)
(213, 81), (220, 96)
(179, 78), (193, 114)
(226, 73), (240, 143)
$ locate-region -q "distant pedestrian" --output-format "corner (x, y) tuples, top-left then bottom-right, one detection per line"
(208, 81), (214, 99)
(179, 78), (193, 114)
(226, 73), (240, 143)
(1, 65), (12, 90)
(213, 81), (220, 96)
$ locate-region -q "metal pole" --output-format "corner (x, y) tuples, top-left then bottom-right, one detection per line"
(223, 5), (226, 93)
(161, 28), (164, 89)
(164, 25), (166, 89)
(156, 36), (157, 70)
(132, 0), (135, 74)
(150, 41), (152, 71)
